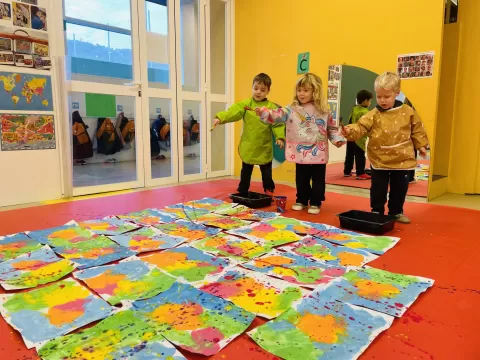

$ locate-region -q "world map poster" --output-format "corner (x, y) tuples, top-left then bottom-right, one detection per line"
(0, 72), (53, 111)
(1, 114), (55, 151)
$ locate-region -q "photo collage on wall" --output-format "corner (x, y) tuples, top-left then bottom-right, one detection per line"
(328, 65), (342, 125)
(0, 0), (50, 70)
(397, 52), (434, 79)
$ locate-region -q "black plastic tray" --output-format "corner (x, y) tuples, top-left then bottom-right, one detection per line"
(337, 210), (395, 235)
(230, 192), (273, 209)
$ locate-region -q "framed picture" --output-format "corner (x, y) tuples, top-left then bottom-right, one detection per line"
(33, 42), (48, 56)
(0, 51), (15, 65)
(14, 38), (32, 53)
(14, 53), (34, 67)
(0, 37), (12, 51)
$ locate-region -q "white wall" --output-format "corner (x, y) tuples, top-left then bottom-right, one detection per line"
(0, 0), (63, 208)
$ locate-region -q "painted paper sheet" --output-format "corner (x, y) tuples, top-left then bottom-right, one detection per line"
(262, 217), (323, 236)
(74, 258), (176, 305)
(1, 114), (55, 151)
(282, 237), (378, 267)
(231, 210), (279, 222)
(26, 223), (95, 248)
(161, 205), (210, 221)
(0, 246), (76, 290)
(199, 268), (307, 319)
(53, 235), (135, 269)
(0, 278), (113, 349)
(77, 218), (140, 236)
(214, 204), (251, 215)
(227, 222), (303, 247)
(184, 197), (236, 212)
(141, 246), (237, 283)
(110, 226), (186, 253)
(248, 296), (393, 360)
(195, 213), (252, 230)
(192, 233), (274, 261)
(318, 267), (434, 317)
(0, 233), (42, 262)
(241, 249), (346, 289)
(38, 310), (187, 360)
(116, 209), (178, 226)
(311, 223), (400, 255)
(133, 282), (255, 356)
(155, 220), (221, 243)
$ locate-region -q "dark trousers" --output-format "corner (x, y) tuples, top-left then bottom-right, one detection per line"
(408, 149), (418, 182)
(238, 162), (274, 193)
(371, 169), (409, 215)
(344, 141), (366, 176)
(296, 163), (326, 207)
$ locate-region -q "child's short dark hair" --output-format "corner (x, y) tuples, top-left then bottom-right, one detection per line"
(253, 73), (272, 89)
(357, 90), (373, 104)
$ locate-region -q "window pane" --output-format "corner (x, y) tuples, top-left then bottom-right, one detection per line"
(149, 98), (173, 179)
(210, 0), (226, 94)
(183, 100), (201, 175)
(64, 0), (132, 31)
(180, 0), (200, 92)
(145, 0), (170, 89)
(66, 23), (133, 84)
(210, 102), (227, 171)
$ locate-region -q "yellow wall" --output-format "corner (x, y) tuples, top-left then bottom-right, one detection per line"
(447, 0), (480, 194)
(234, 0), (445, 184)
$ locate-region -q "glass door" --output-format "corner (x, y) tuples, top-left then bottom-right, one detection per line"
(62, 0), (147, 197)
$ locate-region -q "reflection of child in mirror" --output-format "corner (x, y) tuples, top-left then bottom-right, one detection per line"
(342, 72), (428, 225)
(251, 73), (345, 215)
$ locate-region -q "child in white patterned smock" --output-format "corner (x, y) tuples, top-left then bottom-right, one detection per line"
(249, 73), (345, 215)
(342, 72), (429, 224)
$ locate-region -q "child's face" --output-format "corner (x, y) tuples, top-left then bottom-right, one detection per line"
(296, 86), (313, 104)
(252, 82), (270, 102)
(375, 87), (399, 110)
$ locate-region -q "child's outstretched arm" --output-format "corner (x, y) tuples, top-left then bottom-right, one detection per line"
(213, 99), (251, 127)
(326, 114), (346, 147)
(342, 113), (373, 140)
(411, 111), (429, 157)
(246, 106), (292, 124)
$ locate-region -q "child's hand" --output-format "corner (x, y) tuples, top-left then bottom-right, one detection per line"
(419, 146), (427, 158)
(213, 118), (221, 127)
(341, 125), (350, 136)
(276, 139), (285, 149)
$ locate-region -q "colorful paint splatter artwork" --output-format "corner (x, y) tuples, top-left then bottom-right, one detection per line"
(262, 217), (323, 236)
(38, 310), (187, 360)
(231, 210), (279, 222)
(133, 282), (255, 356)
(110, 226), (186, 253)
(192, 233), (274, 261)
(199, 268), (307, 319)
(116, 209), (178, 226)
(282, 237), (378, 267)
(248, 295), (393, 360)
(0, 233), (42, 263)
(0, 246), (76, 290)
(74, 258), (176, 305)
(184, 197), (236, 212)
(317, 267), (434, 317)
(141, 246), (237, 284)
(160, 205), (210, 221)
(77, 218), (140, 236)
(241, 249), (346, 289)
(195, 213), (252, 230)
(227, 221), (303, 247)
(0, 278), (113, 349)
(26, 223), (95, 248)
(214, 204), (251, 216)
(311, 223), (400, 255)
(155, 220), (221, 243)
(53, 235), (135, 269)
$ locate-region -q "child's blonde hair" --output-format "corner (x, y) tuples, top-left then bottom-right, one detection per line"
(374, 72), (401, 92)
(293, 73), (329, 114)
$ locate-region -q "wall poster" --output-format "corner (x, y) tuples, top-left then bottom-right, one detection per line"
(397, 51), (434, 79)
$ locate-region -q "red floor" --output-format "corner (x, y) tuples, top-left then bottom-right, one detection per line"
(326, 162), (429, 197)
(1, 179), (479, 360)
